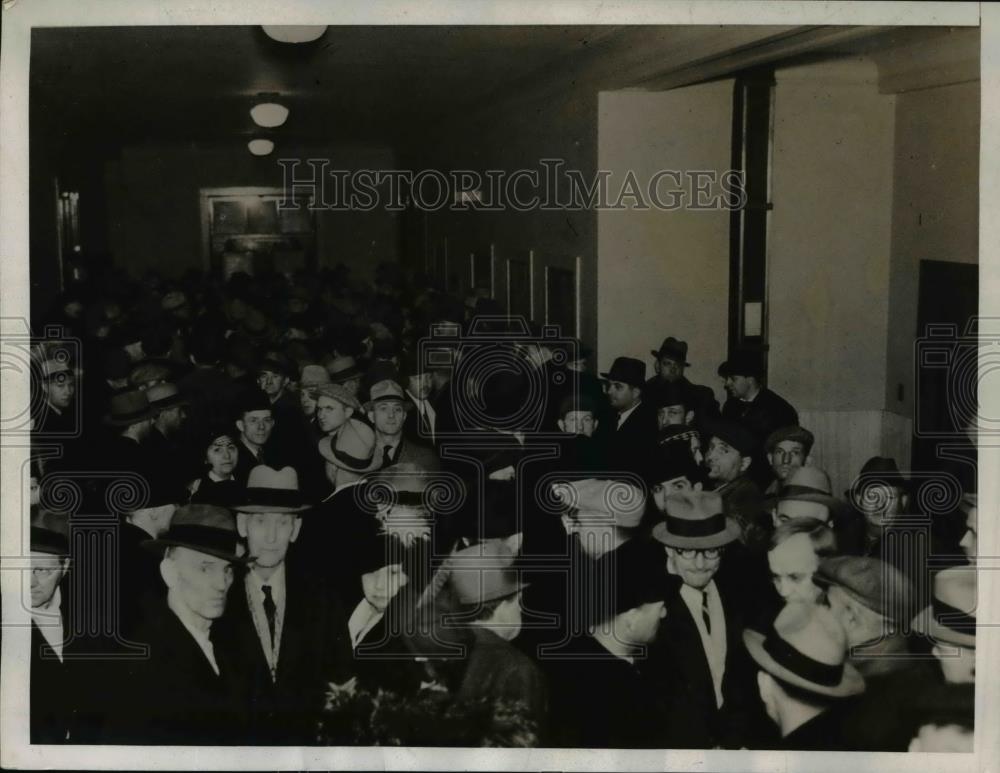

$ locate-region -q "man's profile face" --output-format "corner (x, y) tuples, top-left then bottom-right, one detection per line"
(238, 511), (301, 570)
(605, 380), (640, 411)
(723, 374), (753, 400)
(774, 499), (830, 526)
(768, 440), (806, 481)
(30, 552), (67, 608)
(257, 369), (288, 398)
(164, 547), (234, 622)
(559, 410), (596, 437)
(238, 409), (274, 446)
(704, 437), (747, 482)
(768, 533), (822, 603)
(407, 372), (433, 401)
(656, 356), (684, 383)
(370, 400), (406, 436)
(44, 374), (76, 410)
(159, 404), (187, 434)
(316, 396), (350, 434)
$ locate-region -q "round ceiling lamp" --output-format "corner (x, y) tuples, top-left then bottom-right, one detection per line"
(261, 26), (327, 44)
(248, 138), (275, 157)
(250, 102), (289, 128)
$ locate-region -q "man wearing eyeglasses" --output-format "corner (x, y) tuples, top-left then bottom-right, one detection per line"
(645, 490), (761, 749)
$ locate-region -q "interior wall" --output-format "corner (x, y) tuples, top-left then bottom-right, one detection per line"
(596, 83), (734, 402)
(886, 80), (980, 419)
(406, 82), (598, 353)
(104, 142), (398, 283)
(768, 59), (897, 492)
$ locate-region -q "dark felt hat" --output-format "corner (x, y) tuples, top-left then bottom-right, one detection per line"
(647, 441), (704, 488)
(600, 357), (646, 388)
(849, 456), (911, 496)
(815, 555), (916, 624)
(717, 350), (763, 379)
(652, 380), (691, 410)
(143, 504), (244, 563)
(651, 336), (690, 366)
(592, 537), (671, 623)
(237, 386), (272, 418)
(145, 382), (189, 413)
(31, 508), (70, 555)
(104, 389), (156, 427)
(705, 420), (757, 457)
(258, 353), (297, 380)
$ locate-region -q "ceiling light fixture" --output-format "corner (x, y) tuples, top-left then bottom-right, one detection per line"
(248, 138), (275, 157)
(250, 101), (289, 128)
(261, 26), (327, 44)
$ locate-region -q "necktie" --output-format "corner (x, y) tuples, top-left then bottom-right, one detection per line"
(262, 585), (277, 647)
(701, 590), (712, 636)
(382, 444), (394, 468)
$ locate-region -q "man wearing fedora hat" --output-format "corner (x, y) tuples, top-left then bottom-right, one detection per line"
(913, 566), (976, 686)
(232, 387), (281, 487)
(98, 389), (158, 483)
(646, 336), (719, 430)
(32, 356), (78, 436)
(718, 350), (797, 488)
(29, 509), (76, 743)
(316, 383), (382, 494)
(744, 602), (864, 749)
(703, 421), (768, 549)
(366, 379), (439, 471)
(817, 555), (936, 751)
(599, 356), (658, 477)
(445, 541), (548, 740)
(256, 353), (302, 462)
(544, 538), (670, 747)
(107, 505), (248, 744)
(399, 350), (438, 444)
(142, 381), (190, 495)
(646, 490), (758, 748)
(325, 353), (363, 396)
(769, 465), (851, 528)
(214, 465), (353, 744)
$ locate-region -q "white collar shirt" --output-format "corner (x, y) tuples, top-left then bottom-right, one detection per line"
(679, 580), (727, 709)
(32, 586), (64, 662)
(245, 564), (287, 679)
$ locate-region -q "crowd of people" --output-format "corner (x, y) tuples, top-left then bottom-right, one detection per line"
(26, 260), (978, 749)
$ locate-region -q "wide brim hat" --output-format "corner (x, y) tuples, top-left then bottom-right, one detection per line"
(142, 504), (252, 564)
(145, 382), (190, 413)
(318, 418), (382, 474)
(743, 627), (865, 699)
(143, 504), (246, 563)
(912, 567), (976, 648)
(717, 350), (763, 379)
(815, 555), (916, 625)
(233, 465), (310, 513)
(445, 540), (529, 605)
(599, 356), (646, 388)
(327, 357), (362, 384)
(259, 354), (297, 380)
(652, 490), (741, 549)
(31, 509), (70, 555)
(103, 389), (157, 426)
(651, 337), (690, 367)
(765, 465), (851, 520)
(846, 455), (911, 498)
(313, 382), (363, 413)
(704, 419), (757, 458)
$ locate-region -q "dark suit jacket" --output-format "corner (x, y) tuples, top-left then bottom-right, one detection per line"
(429, 379), (460, 443)
(382, 435), (440, 471)
(545, 633), (669, 748)
(31, 619), (73, 743)
(232, 439), (271, 486)
(117, 521), (167, 640)
(642, 576), (764, 749)
(780, 705), (848, 750)
(105, 602), (247, 745)
(214, 558), (354, 745)
(455, 627), (548, 741)
(603, 401), (658, 478)
(721, 387), (798, 444)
